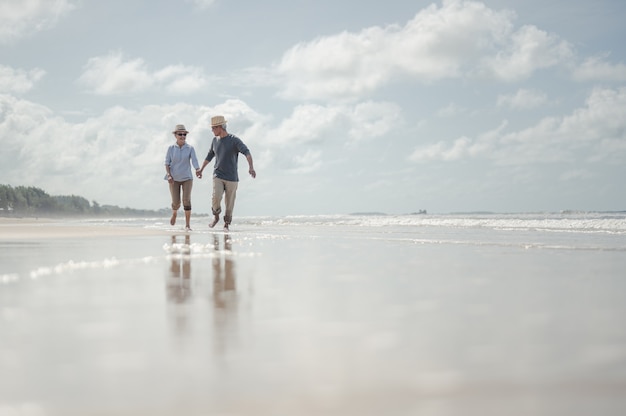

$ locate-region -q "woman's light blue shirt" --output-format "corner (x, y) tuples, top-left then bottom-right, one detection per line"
(165, 143), (200, 181)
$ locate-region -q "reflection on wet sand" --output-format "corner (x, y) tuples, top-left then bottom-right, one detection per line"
(164, 233), (239, 350)
(212, 233), (237, 308)
(166, 234), (192, 303)
(165, 234), (192, 335)
(212, 233), (238, 354)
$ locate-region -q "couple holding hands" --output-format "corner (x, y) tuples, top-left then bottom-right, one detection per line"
(164, 115), (256, 231)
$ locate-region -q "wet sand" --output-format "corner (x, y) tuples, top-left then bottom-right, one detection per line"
(0, 217), (167, 239)
(1, 219), (626, 415)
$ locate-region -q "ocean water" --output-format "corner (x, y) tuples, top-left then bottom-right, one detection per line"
(77, 210), (626, 236)
(1, 212), (626, 415)
(83, 210), (626, 252)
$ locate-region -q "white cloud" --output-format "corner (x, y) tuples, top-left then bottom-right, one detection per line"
(409, 87), (626, 165)
(347, 101), (402, 141)
(250, 100), (401, 173)
(0, 0), (76, 44)
(263, 101), (401, 147)
(78, 52), (154, 94)
(275, 0), (573, 100)
(269, 105), (341, 145)
(155, 65), (208, 94)
(483, 25), (573, 81)
(497, 88), (548, 110)
(409, 136), (476, 162)
(288, 149), (323, 174)
(78, 51), (209, 95)
(573, 54), (626, 82)
(0, 65), (46, 94)
(187, 0), (216, 10)
(0, 94), (53, 141)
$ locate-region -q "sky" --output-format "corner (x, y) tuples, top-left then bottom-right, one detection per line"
(1, 0), (625, 216)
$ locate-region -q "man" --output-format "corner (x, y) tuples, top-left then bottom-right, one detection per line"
(199, 115), (256, 231)
(165, 124), (201, 231)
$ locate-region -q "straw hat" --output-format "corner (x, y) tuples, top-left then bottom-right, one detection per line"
(211, 115), (227, 127)
(172, 124), (188, 133)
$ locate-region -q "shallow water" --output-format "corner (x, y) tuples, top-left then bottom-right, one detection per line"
(1, 215), (626, 415)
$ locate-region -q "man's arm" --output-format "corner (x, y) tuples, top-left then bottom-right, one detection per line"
(198, 158), (210, 176)
(199, 144), (215, 177)
(246, 154), (256, 178)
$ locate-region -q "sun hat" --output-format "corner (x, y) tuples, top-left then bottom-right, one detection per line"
(211, 115), (227, 127)
(172, 124), (188, 133)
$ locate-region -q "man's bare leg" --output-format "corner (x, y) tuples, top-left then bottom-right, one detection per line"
(209, 214), (219, 228)
(170, 210), (177, 226)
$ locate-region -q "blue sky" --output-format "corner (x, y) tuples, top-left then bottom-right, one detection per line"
(1, 0), (625, 215)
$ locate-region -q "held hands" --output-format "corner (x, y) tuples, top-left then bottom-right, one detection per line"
(196, 168), (202, 179)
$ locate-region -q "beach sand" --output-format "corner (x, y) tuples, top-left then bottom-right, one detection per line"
(0, 217), (167, 239)
(1, 218), (625, 415)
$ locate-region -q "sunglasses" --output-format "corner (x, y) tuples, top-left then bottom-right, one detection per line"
(176, 133), (187, 137)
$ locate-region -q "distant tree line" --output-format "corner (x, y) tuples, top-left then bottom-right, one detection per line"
(0, 184), (167, 217)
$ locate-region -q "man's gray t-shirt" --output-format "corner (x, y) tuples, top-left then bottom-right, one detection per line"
(205, 134), (250, 182)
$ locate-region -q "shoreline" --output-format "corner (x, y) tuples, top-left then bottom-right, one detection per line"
(0, 217), (170, 240)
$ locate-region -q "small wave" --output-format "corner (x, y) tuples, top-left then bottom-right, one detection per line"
(28, 256), (158, 279)
(44, 213), (626, 235)
(240, 213), (626, 235)
(1, 273), (19, 283)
